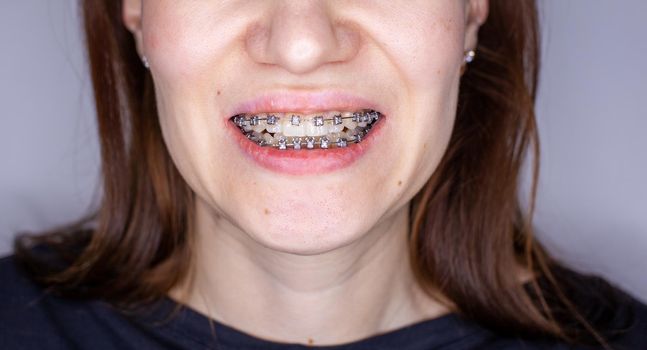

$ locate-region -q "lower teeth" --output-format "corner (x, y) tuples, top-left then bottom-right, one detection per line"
(233, 110), (380, 150)
(252, 132), (364, 150)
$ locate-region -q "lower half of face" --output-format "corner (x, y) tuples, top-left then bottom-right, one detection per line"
(145, 0), (466, 254)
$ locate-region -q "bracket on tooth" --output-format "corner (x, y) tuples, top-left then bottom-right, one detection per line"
(234, 115), (246, 127)
(320, 137), (330, 149)
(278, 137), (287, 150)
(306, 137), (316, 149)
(293, 137), (302, 150)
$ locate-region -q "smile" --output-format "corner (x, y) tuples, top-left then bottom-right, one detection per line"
(231, 110), (381, 150)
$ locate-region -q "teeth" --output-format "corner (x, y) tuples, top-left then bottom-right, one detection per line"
(304, 117), (330, 137)
(326, 112), (344, 133)
(282, 114), (306, 137)
(251, 114), (266, 132)
(262, 132), (274, 145)
(328, 123), (343, 133)
(342, 112), (358, 129)
(266, 114), (282, 133)
(266, 124), (281, 133)
(232, 109), (380, 150)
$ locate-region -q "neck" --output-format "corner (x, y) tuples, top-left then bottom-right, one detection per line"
(169, 198), (450, 346)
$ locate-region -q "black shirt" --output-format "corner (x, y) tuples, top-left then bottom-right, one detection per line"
(1, 254), (646, 349)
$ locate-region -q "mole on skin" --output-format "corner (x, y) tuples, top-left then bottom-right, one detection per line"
(264, 208), (271, 215)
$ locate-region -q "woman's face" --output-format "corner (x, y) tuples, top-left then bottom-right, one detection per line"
(124, 0), (486, 254)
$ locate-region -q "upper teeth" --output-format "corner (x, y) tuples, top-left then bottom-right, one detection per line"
(231, 110), (381, 150)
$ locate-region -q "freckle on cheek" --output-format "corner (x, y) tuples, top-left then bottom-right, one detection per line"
(443, 19), (453, 32)
(398, 180), (403, 186)
(264, 208), (270, 215)
(217, 90), (221, 96)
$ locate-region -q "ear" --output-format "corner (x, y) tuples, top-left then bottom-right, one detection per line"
(122, 0), (144, 57)
(464, 0), (489, 51)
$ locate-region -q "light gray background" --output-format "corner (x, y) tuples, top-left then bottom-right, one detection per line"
(1, 1), (646, 301)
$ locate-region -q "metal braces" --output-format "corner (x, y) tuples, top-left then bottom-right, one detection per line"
(233, 110), (380, 127)
(234, 110), (379, 150)
(245, 131), (366, 150)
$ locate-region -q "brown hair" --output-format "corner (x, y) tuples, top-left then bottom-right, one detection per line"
(14, 1), (622, 347)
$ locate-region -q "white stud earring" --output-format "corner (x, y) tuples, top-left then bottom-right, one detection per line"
(463, 50), (476, 64)
(142, 55), (150, 69)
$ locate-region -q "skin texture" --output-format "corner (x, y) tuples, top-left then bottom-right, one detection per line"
(123, 0), (488, 345)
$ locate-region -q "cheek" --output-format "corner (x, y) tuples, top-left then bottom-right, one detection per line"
(140, 5), (242, 198)
(142, 3), (243, 90)
(408, 34), (462, 92)
(379, 5), (465, 90)
(383, 9), (465, 199)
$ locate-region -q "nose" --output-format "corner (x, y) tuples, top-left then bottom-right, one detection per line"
(245, 1), (360, 75)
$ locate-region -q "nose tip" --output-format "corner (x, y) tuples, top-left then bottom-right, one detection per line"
(271, 32), (332, 74)
(246, 2), (359, 75)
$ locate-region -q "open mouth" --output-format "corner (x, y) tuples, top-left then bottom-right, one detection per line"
(230, 109), (382, 150)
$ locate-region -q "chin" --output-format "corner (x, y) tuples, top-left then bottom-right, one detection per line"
(217, 172), (380, 255)
(241, 212), (367, 256)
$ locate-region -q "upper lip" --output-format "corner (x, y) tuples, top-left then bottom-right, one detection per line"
(228, 90), (388, 117)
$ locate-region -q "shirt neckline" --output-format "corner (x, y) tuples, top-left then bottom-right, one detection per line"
(134, 296), (484, 349)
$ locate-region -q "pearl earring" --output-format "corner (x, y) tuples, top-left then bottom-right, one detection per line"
(464, 50), (476, 64)
(142, 55), (150, 69)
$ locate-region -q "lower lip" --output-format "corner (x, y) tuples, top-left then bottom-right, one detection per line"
(227, 118), (385, 176)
